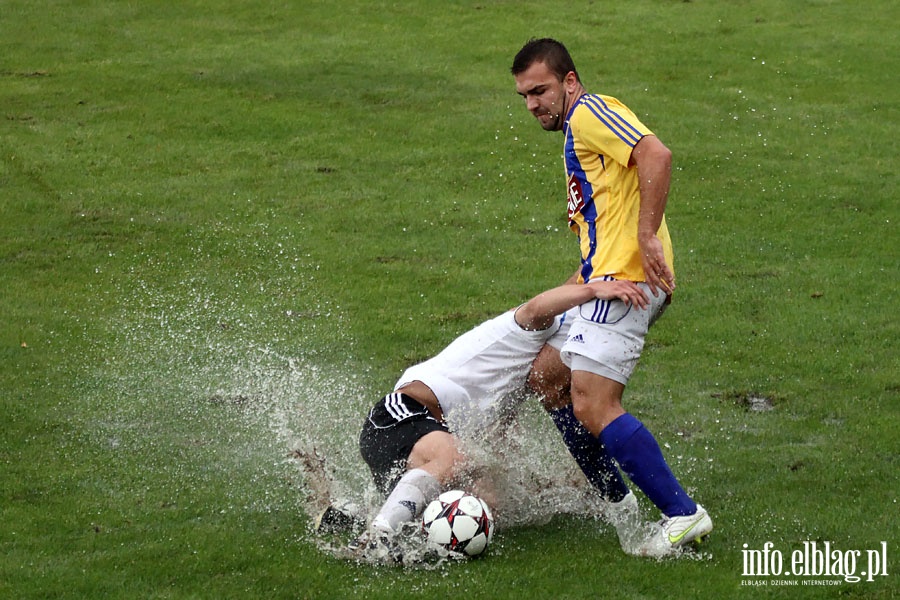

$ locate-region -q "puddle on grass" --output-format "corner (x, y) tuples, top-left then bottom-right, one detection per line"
(744, 395), (775, 412)
(714, 390), (777, 413)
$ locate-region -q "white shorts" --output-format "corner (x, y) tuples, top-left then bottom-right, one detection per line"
(560, 284), (669, 385)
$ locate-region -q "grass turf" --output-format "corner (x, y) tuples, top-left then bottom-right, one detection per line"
(1, 1), (897, 598)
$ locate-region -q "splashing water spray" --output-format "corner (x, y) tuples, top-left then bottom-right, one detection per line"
(70, 224), (685, 569)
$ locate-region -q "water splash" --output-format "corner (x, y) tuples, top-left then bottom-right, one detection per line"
(67, 220), (712, 568)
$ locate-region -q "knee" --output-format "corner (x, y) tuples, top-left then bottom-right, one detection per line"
(429, 448), (467, 486)
(408, 432), (464, 484)
(528, 350), (571, 411)
(570, 391), (593, 428)
(569, 375), (591, 412)
(569, 374), (624, 435)
(529, 370), (570, 410)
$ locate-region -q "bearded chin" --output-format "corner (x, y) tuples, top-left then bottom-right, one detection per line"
(544, 113), (561, 131)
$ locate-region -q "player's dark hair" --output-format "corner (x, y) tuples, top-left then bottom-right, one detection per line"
(511, 38), (580, 82)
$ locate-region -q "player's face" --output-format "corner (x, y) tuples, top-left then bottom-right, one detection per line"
(514, 61), (570, 132)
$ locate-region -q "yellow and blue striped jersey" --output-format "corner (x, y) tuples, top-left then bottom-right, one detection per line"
(563, 94), (674, 284)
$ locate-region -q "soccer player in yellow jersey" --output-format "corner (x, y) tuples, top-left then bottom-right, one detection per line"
(512, 38), (712, 557)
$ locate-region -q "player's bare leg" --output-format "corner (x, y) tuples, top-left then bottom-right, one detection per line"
(368, 431), (460, 535)
(570, 370), (626, 434)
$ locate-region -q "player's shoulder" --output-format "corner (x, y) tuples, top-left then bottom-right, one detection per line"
(573, 93), (633, 119)
(571, 93), (651, 144)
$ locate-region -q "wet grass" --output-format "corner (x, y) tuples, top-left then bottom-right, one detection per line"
(1, 0), (898, 598)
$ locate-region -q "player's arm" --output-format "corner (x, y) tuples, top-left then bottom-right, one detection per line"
(514, 280), (650, 331)
(631, 134), (675, 295)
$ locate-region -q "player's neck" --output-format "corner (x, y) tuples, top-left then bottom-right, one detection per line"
(564, 87), (586, 120)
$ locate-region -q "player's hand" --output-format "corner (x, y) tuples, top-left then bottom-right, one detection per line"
(639, 235), (675, 295)
(587, 280), (650, 310)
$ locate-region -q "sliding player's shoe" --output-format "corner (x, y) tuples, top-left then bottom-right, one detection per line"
(347, 528), (404, 563)
(315, 505), (365, 534)
(638, 504), (713, 558)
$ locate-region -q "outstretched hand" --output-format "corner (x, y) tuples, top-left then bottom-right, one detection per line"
(585, 279), (651, 310)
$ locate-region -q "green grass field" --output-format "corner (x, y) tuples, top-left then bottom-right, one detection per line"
(2, 1), (897, 598)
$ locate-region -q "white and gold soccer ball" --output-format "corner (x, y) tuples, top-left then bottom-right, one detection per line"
(421, 490), (494, 557)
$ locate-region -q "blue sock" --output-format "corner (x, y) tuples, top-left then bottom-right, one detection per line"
(600, 413), (697, 517)
(550, 405), (628, 502)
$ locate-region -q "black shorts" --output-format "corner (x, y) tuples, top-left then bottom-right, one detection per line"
(358, 392), (448, 495)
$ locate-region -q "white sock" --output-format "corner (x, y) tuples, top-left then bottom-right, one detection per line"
(371, 468), (440, 533)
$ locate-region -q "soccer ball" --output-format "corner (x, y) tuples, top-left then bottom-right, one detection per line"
(421, 490), (494, 557)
